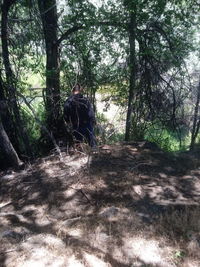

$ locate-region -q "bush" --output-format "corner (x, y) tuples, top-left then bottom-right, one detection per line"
(20, 100), (46, 156)
(95, 112), (125, 144)
(145, 124), (190, 152)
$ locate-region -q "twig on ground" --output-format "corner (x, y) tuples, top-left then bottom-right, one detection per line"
(60, 216), (82, 225)
(87, 153), (92, 169)
(129, 161), (152, 171)
(69, 186), (94, 205)
(0, 201), (12, 209)
(3, 249), (20, 254)
(79, 189), (94, 205)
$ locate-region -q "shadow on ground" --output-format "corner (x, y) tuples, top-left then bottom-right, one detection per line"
(0, 141), (200, 266)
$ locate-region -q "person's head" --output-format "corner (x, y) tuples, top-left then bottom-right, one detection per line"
(72, 83), (82, 95)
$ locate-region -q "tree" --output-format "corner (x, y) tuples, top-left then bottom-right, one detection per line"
(100, 0), (199, 141)
(0, 75), (22, 168)
(37, 0), (61, 135)
(190, 78), (200, 150)
(1, 0), (32, 156)
(0, 0), (199, 162)
(0, 116), (22, 168)
(124, 0), (137, 141)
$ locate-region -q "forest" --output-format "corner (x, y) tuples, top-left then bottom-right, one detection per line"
(0, 0), (199, 168)
(1, 1), (200, 266)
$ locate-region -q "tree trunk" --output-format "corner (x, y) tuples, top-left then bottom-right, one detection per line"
(0, 116), (22, 168)
(125, 3), (137, 141)
(1, 0), (32, 157)
(37, 0), (61, 135)
(190, 78), (200, 150)
(0, 71), (18, 148)
(82, 52), (96, 111)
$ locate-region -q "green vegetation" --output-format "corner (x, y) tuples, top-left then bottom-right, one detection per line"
(145, 125), (191, 152)
(0, 0), (200, 168)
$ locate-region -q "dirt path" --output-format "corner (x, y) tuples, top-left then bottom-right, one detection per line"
(0, 142), (200, 267)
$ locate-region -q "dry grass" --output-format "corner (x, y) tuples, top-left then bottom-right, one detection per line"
(1, 142), (200, 266)
(155, 206), (200, 240)
(154, 206), (200, 264)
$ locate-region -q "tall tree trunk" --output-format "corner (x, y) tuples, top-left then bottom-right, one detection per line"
(190, 78), (200, 150)
(1, 0), (32, 157)
(0, 70), (18, 149)
(125, 3), (137, 141)
(0, 116), (22, 168)
(82, 52), (96, 111)
(37, 0), (61, 135)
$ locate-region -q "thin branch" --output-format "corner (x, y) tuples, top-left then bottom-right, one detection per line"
(17, 91), (63, 161)
(40, 3), (57, 16)
(8, 18), (33, 22)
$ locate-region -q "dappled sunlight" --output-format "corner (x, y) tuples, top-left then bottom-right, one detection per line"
(0, 173), (16, 181)
(159, 172), (168, 178)
(0, 0), (200, 264)
(84, 252), (108, 267)
(1, 143), (200, 266)
(12, 234), (68, 267)
(67, 228), (83, 238)
(66, 255), (85, 267)
(37, 153), (88, 180)
(123, 235), (175, 266)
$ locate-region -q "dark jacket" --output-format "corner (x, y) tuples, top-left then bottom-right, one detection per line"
(64, 94), (95, 127)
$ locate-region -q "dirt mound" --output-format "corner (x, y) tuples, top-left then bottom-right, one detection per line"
(1, 142), (200, 266)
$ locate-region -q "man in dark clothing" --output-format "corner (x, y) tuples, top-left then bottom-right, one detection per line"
(64, 84), (96, 147)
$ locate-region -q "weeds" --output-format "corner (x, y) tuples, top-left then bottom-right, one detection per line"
(155, 206), (200, 240)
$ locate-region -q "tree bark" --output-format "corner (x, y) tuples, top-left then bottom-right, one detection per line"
(125, 2), (137, 141)
(37, 0), (61, 135)
(0, 71), (17, 147)
(0, 116), (22, 168)
(81, 51), (96, 111)
(190, 78), (200, 150)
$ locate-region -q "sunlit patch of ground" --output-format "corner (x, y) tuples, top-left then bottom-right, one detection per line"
(1, 142), (200, 266)
(123, 235), (175, 266)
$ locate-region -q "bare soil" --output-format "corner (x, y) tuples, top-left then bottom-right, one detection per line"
(0, 142), (200, 267)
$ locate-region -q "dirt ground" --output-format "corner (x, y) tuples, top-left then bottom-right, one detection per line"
(0, 141), (200, 267)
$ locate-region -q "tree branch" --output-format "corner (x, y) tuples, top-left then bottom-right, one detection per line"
(57, 25), (85, 45)
(57, 21), (127, 46)
(17, 92), (63, 161)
